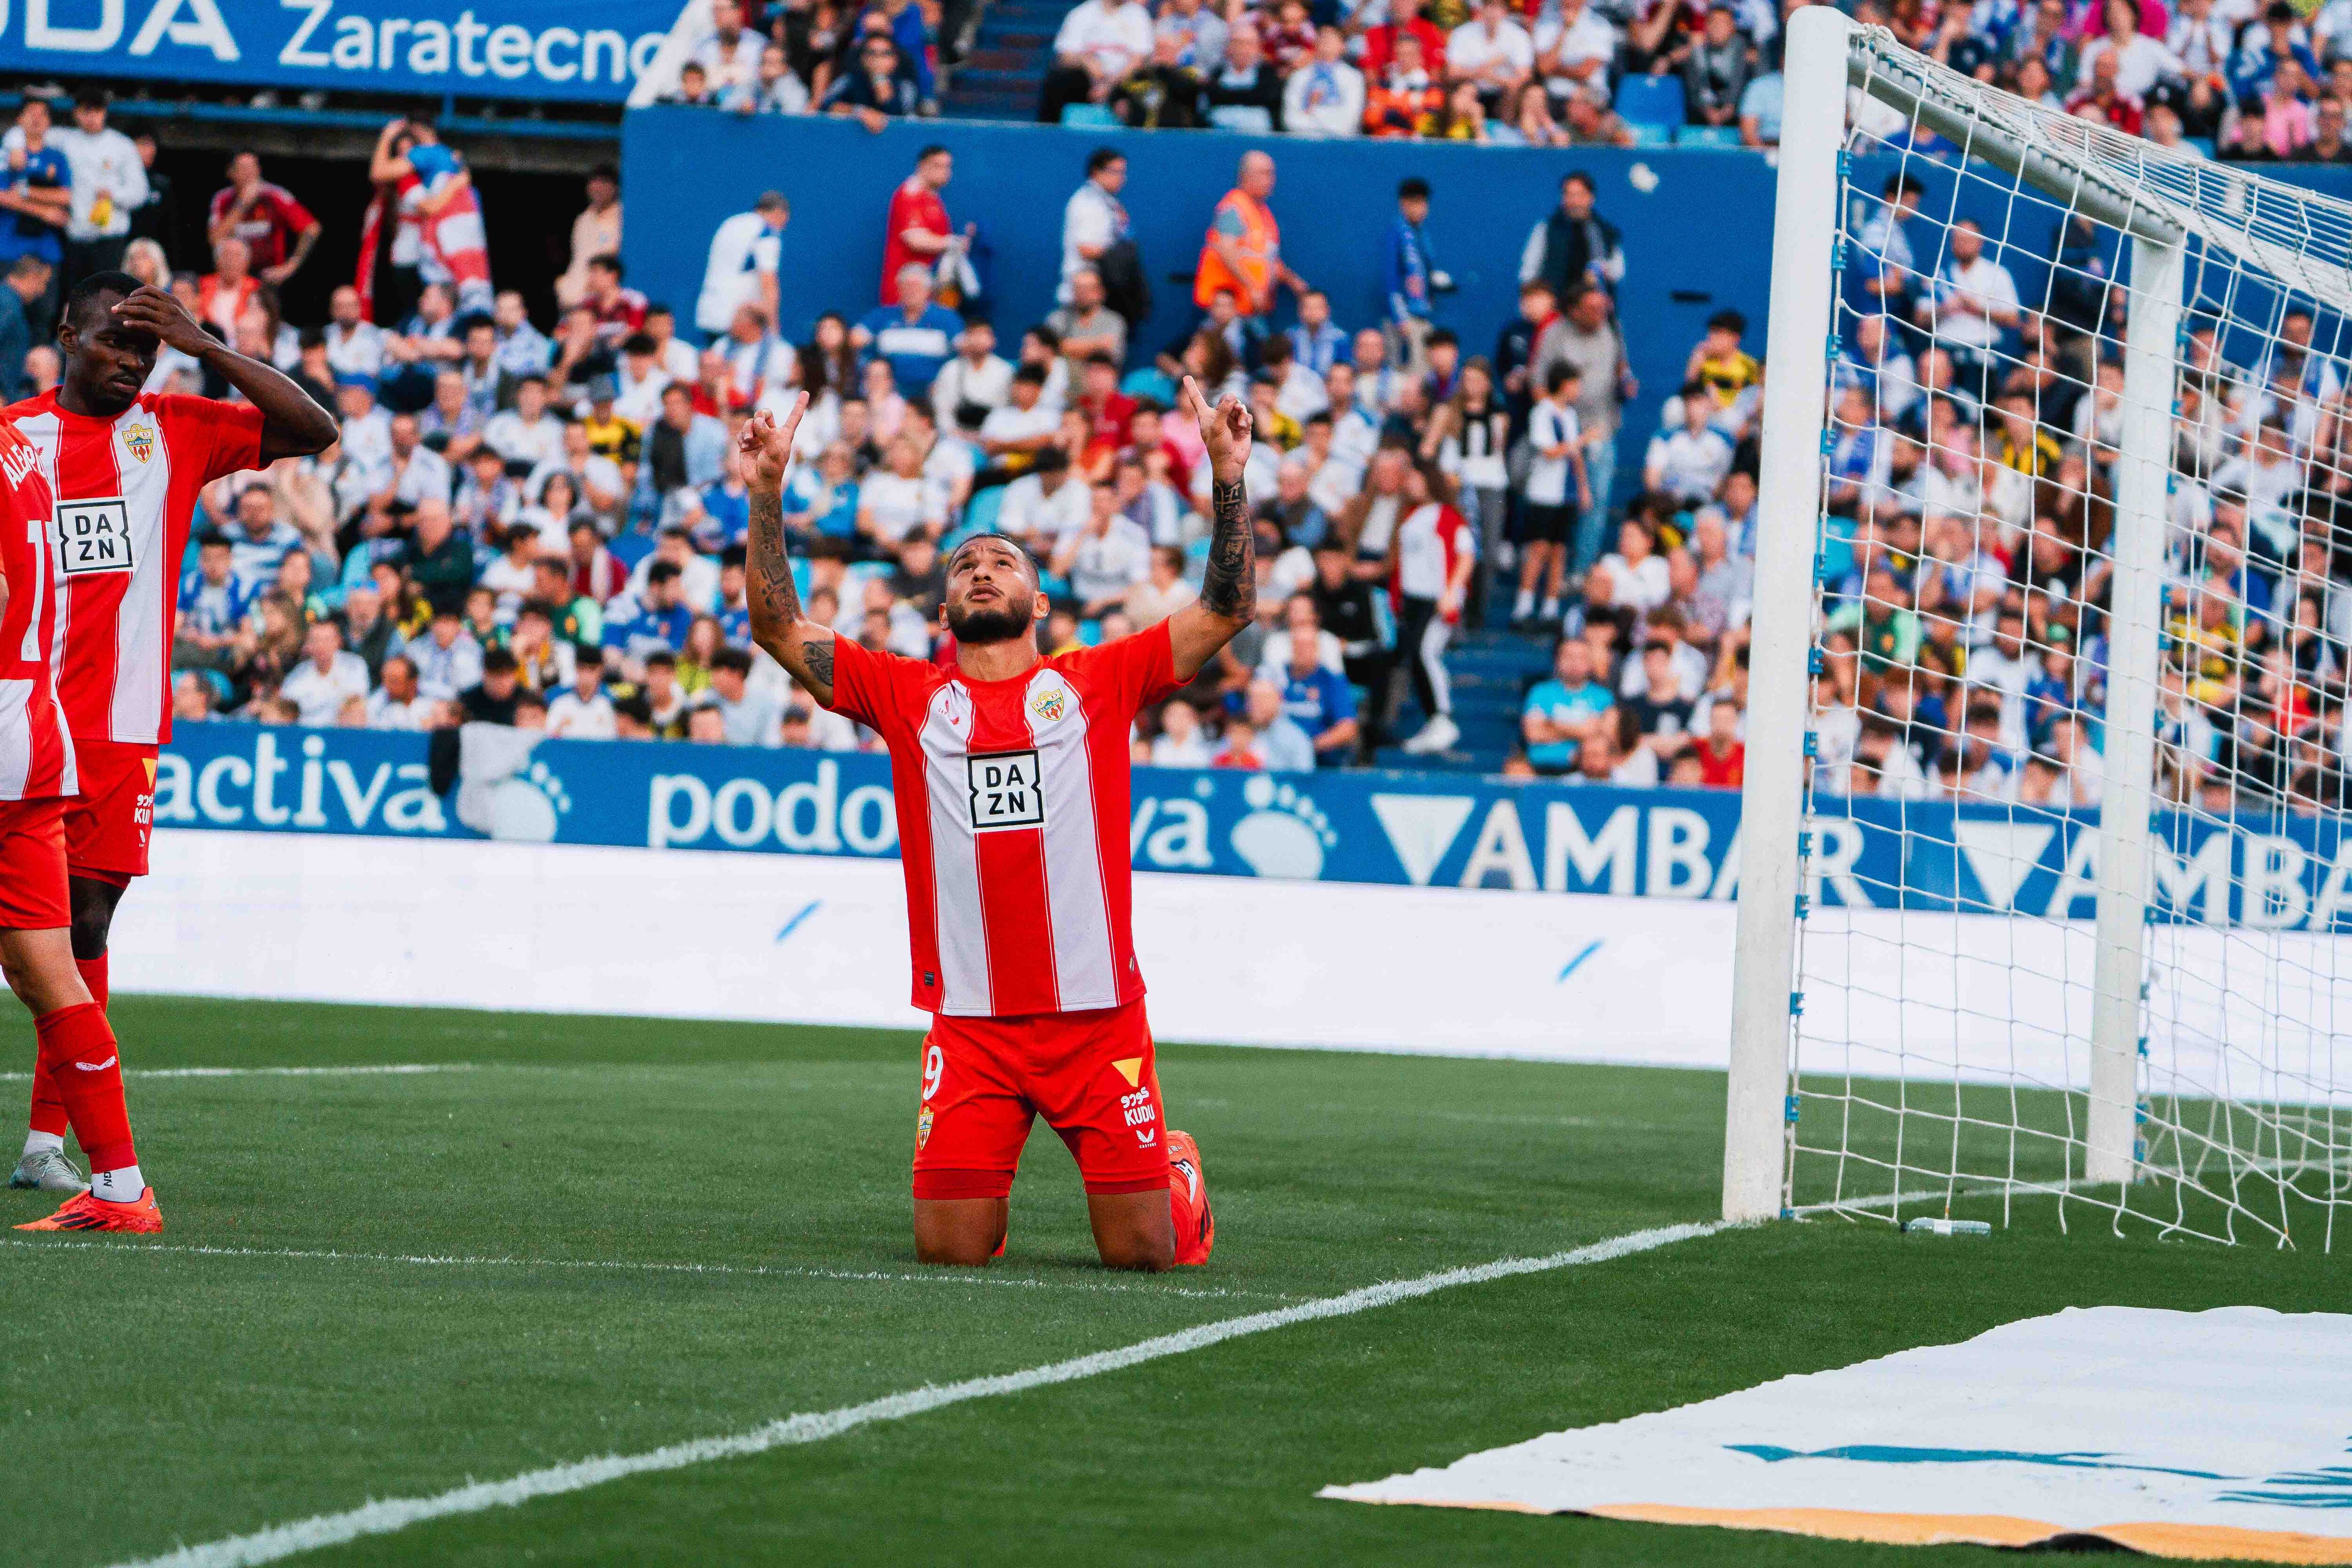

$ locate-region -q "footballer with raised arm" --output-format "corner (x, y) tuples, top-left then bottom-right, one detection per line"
(6, 274), (337, 1197)
(740, 376), (1257, 1270)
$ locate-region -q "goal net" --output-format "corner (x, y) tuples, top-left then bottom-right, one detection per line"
(1725, 8), (2352, 1248)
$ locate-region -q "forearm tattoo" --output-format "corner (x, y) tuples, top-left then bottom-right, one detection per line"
(1201, 477), (1255, 621)
(747, 487), (801, 634)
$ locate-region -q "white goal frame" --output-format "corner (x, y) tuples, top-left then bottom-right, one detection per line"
(1722, 6), (2187, 1222)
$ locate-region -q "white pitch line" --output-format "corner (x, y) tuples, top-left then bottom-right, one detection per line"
(0, 1064), (473, 1082)
(0, 1238), (1280, 1301)
(107, 1220), (1723, 1568)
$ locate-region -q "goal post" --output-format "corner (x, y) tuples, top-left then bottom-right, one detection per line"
(1723, 3), (1853, 1225)
(1726, 8), (2352, 1244)
(2085, 229), (2184, 1188)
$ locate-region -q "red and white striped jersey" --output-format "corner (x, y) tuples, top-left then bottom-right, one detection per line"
(6, 390), (264, 746)
(829, 621), (1184, 1019)
(0, 419), (74, 801)
(1392, 501), (1475, 622)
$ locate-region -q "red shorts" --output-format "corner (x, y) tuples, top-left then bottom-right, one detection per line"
(64, 739), (156, 882)
(0, 796), (70, 930)
(912, 998), (1173, 1201)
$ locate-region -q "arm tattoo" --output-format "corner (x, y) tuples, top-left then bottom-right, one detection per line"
(1200, 476), (1256, 621)
(748, 485), (835, 694)
(747, 487), (801, 631)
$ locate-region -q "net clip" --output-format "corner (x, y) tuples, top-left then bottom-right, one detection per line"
(1784, 1094), (1801, 1124)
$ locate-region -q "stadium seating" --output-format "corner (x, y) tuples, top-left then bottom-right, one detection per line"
(946, 0), (1078, 118)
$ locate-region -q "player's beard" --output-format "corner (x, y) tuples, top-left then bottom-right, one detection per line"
(945, 598), (1033, 646)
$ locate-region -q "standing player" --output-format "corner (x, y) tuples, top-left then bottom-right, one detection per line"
(0, 414), (159, 1231)
(7, 274), (335, 1196)
(740, 376), (1257, 1270)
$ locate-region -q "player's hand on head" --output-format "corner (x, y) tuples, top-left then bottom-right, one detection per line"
(109, 285), (212, 354)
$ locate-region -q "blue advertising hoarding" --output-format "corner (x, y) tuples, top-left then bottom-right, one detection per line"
(154, 722), (2352, 932)
(0, 0), (679, 102)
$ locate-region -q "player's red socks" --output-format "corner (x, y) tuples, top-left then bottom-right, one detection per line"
(27, 1059), (67, 1138)
(26, 955), (107, 1140)
(1167, 1131), (1214, 1266)
(76, 952), (107, 1010)
(34, 1003), (134, 1173)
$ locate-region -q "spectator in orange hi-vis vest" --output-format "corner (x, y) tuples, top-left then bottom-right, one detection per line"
(1192, 151), (1309, 318)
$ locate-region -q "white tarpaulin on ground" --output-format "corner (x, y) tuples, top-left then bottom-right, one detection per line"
(1323, 1306), (2352, 1563)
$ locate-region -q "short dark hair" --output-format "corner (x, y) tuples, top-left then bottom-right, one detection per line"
(1086, 146), (1124, 175)
(711, 646), (754, 676)
(198, 530), (232, 551)
(944, 532), (1041, 583)
(588, 162), (619, 185)
(647, 560), (683, 585)
(1563, 170), (1596, 195)
(481, 647), (520, 675)
(73, 86), (109, 111)
(1706, 308), (1748, 336)
(1011, 363), (1049, 387)
(1398, 176), (1431, 201)
(916, 143), (949, 163)
(1031, 446), (1070, 475)
(587, 252), (624, 279)
(621, 332), (659, 357)
(64, 269), (141, 332)
(575, 643), (606, 667)
(645, 303), (674, 323)
(645, 649), (678, 669)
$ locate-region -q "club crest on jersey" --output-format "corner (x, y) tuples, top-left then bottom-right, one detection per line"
(1029, 686), (1067, 724)
(121, 423), (156, 464)
(916, 1105), (934, 1150)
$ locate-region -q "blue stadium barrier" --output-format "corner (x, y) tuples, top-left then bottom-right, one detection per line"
(155, 721), (2352, 927)
(1613, 74), (1687, 127)
(1059, 104), (1121, 128)
(1676, 126), (1747, 149)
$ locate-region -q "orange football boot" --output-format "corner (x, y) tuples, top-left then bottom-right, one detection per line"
(1167, 1130), (1214, 1266)
(15, 1186), (162, 1234)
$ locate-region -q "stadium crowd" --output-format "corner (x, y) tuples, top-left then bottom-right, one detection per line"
(5, 3), (2348, 805)
(650, 0), (2352, 152)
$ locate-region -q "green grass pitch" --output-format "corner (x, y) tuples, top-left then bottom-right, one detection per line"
(0, 995), (2340, 1567)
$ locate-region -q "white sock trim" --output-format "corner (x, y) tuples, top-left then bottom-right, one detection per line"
(91, 1165), (143, 1203)
(22, 1130), (64, 1159)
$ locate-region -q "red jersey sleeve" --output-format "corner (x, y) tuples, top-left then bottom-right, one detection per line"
(267, 186), (318, 236)
(1054, 619), (1182, 723)
(155, 395), (266, 486)
(824, 635), (940, 740)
